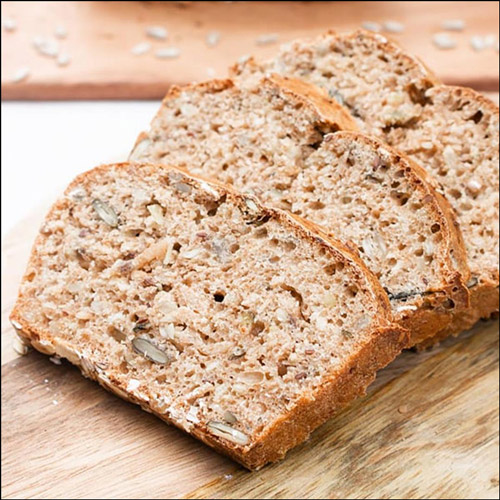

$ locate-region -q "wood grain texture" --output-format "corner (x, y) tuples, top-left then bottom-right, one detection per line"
(186, 321), (500, 500)
(1, 352), (233, 499)
(1, 1), (499, 100)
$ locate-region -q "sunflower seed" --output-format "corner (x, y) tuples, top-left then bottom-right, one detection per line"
(441, 19), (465, 31)
(13, 335), (29, 355)
(36, 38), (59, 57)
(255, 33), (279, 46)
(92, 199), (119, 227)
(229, 347), (246, 360)
(207, 421), (250, 445)
(433, 33), (457, 50)
(174, 182), (191, 193)
(244, 198), (259, 212)
(361, 21), (381, 33)
(466, 276), (479, 288)
(159, 323), (175, 339)
(32, 36), (45, 49)
(12, 67), (30, 83)
(155, 47), (180, 59)
(206, 30), (220, 47)
(57, 53), (71, 67)
(470, 36), (486, 51)
(146, 26), (168, 40)
(55, 25), (67, 38)
(49, 355), (62, 365)
(3, 17), (16, 32)
(127, 379), (141, 391)
(223, 411), (238, 424)
(132, 337), (171, 364)
(147, 204), (164, 223)
(383, 21), (404, 33)
(131, 42), (151, 56)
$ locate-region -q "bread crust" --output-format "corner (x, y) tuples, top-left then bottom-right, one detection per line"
(130, 76), (471, 348)
(230, 29), (498, 345)
(10, 162), (408, 470)
(322, 131), (471, 346)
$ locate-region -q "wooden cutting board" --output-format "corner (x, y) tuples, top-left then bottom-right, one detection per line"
(1, 1), (499, 100)
(1, 186), (499, 498)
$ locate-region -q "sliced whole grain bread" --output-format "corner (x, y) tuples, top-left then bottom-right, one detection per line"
(130, 76), (470, 346)
(10, 162), (407, 470)
(231, 29), (499, 343)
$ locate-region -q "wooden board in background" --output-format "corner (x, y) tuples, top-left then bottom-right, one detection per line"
(1, 187), (499, 499)
(1, 1), (499, 100)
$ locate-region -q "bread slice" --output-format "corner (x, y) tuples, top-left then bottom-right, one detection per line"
(231, 29), (499, 343)
(130, 76), (470, 346)
(10, 163), (407, 470)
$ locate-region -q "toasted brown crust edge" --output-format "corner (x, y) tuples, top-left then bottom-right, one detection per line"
(10, 162), (407, 470)
(321, 131), (470, 346)
(230, 29), (498, 346)
(129, 75), (471, 348)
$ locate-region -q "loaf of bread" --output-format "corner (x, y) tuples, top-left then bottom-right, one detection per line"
(231, 29), (499, 343)
(130, 76), (470, 346)
(10, 163), (407, 470)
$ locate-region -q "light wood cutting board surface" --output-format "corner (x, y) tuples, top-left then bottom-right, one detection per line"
(1, 1), (499, 100)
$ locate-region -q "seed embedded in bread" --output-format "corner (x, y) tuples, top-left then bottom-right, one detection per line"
(230, 29), (499, 342)
(11, 162), (406, 470)
(130, 75), (470, 345)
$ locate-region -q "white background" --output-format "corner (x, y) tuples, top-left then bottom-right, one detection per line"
(1, 101), (160, 237)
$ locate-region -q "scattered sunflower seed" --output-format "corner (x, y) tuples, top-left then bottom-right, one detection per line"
(206, 30), (221, 47)
(12, 67), (30, 83)
(3, 17), (16, 32)
(131, 42), (152, 56)
(36, 38), (59, 58)
(433, 33), (457, 50)
(155, 47), (181, 59)
(132, 337), (171, 364)
(57, 53), (71, 67)
(361, 21), (381, 33)
(52, 399), (59, 405)
(32, 36), (45, 49)
(469, 35), (496, 52)
(146, 26), (168, 40)
(207, 421), (250, 445)
(483, 34), (497, 49)
(54, 25), (67, 38)
(255, 33), (279, 46)
(441, 19), (465, 31)
(49, 355), (62, 365)
(470, 35), (486, 51)
(92, 199), (119, 227)
(383, 21), (404, 33)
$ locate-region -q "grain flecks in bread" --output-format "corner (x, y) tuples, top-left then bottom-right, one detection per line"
(230, 29), (499, 342)
(130, 76), (470, 345)
(10, 163), (407, 469)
